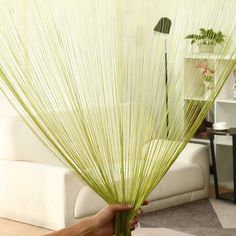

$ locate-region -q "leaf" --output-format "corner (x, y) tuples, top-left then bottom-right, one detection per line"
(199, 28), (206, 33)
(186, 28), (226, 45)
(185, 34), (198, 39)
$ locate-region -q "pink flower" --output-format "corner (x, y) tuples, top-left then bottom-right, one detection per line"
(196, 60), (214, 79)
(204, 68), (214, 77)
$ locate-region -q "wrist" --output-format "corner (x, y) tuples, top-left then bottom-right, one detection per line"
(73, 217), (97, 236)
(88, 215), (100, 235)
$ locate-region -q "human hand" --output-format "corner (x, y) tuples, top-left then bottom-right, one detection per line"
(91, 201), (148, 236)
(45, 201), (148, 236)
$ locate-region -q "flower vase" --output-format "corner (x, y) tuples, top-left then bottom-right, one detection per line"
(203, 81), (214, 99)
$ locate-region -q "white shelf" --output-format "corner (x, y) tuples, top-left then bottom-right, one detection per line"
(210, 178), (233, 190)
(215, 135), (232, 146)
(218, 180), (233, 190)
(190, 138), (210, 144)
(215, 139), (232, 146)
(184, 54), (236, 185)
(184, 97), (206, 102)
(216, 99), (236, 104)
(185, 53), (236, 60)
(185, 53), (219, 60)
(191, 137), (232, 146)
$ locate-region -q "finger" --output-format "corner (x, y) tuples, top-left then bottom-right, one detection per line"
(129, 219), (138, 226)
(142, 200), (149, 206)
(136, 209), (143, 216)
(130, 225), (136, 231)
(132, 216), (138, 222)
(109, 204), (133, 213)
(130, 215), (137, 221)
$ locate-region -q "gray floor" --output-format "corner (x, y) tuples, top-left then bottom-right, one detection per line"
(140, 199), (236, 236)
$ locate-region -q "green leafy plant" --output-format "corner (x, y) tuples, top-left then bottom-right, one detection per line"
(185, 28), (225, 45)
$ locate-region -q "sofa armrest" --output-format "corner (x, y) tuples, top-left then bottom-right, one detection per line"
(0, 160), (84, 230)
(177, 143), (210, 192)
(177, 143), (210, 166)
(63, 169), (86, 226)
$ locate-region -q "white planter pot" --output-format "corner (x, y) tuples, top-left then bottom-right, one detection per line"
(198, 44), (215, 53)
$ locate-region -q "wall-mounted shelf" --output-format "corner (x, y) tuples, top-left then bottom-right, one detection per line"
(218, 180), (233, 190)
(215, 138), (233, 146)
(216, 99), (236, 104)
(184, 97), (207, 102)
(190, 137), (210, 144)
(184, 54), (236, 186)
(185, 54), (236, 60)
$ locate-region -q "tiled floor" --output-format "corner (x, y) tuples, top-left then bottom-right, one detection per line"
(209, 187), (236, 228)
(210, 198), (236, 228)
(0, 218), (194, 236)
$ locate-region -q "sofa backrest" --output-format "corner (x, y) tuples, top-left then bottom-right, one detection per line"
(0, 112), (193, 167)
(0, 115), (62, 166)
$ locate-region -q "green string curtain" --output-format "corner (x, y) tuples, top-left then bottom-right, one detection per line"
(0, 0), (236, 235)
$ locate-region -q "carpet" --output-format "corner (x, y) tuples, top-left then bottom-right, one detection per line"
(140, 199), (236, 236)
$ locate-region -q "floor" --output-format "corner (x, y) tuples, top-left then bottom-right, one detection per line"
(208, 187), (236, 228)
(0, 218), (52, 236)
(0, 218), (194, 236)
(1, 188), (236, 236)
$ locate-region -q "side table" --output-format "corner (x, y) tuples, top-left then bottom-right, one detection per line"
(208, 128), (236, 203)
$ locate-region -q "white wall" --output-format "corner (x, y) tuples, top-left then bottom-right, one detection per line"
(182, 0), (236, 54)
(0, 0), (235, 118)
(0, 91), (18, 117)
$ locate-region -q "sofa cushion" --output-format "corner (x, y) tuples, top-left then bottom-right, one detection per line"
(0, 116), (61, 166)
(74, 159), (204, 218)
(147, 161), (204, 201)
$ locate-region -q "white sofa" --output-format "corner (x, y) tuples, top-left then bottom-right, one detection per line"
(0, 116), (210, 230)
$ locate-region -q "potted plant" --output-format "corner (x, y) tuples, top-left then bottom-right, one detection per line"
(185, 28), (225, 53)
(196, 60), (215, 99)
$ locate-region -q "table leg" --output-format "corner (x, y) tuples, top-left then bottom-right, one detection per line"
(232, 135), (236, 204)
(210, 134), (219, 198)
